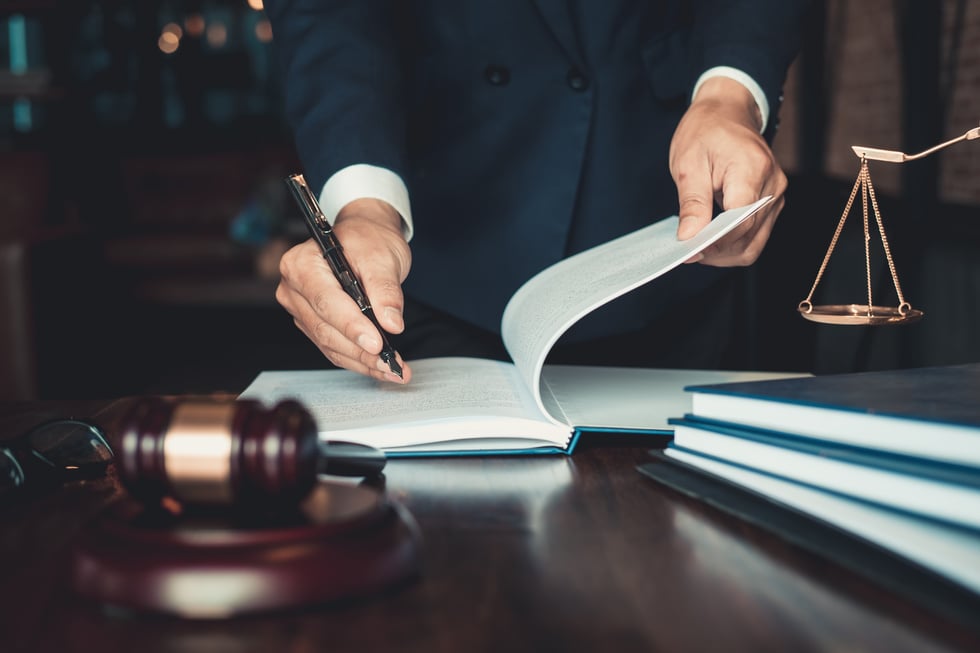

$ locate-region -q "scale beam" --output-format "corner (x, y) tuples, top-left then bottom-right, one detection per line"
(798, 120), (977, 326)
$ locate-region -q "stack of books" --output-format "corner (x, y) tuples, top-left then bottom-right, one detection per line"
(640, 362), (980, 601)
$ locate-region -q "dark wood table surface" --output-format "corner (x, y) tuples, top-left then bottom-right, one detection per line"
(3, 397), (979, 653)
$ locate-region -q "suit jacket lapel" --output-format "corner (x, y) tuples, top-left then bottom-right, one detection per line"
(530, 0), (586, 70)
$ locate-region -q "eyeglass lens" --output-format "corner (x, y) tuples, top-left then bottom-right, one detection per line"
(1, 420), (114, 496)
(27, 420), (113, 470)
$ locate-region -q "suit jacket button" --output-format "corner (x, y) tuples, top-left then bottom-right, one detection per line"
(484, 65), (511, 86)
(566, 69), (589, 91)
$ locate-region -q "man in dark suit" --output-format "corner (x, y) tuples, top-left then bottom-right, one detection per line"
(264, 0), (809, 383)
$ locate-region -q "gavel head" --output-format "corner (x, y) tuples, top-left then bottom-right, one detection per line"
(116, 397), (320, 510)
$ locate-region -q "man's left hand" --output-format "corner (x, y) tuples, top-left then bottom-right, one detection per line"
(669, 76), (788, 266)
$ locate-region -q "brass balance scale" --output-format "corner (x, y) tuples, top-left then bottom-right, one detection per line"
(798, 123), (979, 325)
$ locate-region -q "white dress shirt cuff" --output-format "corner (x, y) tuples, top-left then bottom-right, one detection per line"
(692, 66), (770, 134)
(319, 163), (415, 241)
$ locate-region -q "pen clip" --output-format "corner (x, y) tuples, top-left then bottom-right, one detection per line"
(287, 173), (332, 233)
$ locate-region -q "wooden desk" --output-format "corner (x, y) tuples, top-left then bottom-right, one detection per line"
(2, 398), (979, 653)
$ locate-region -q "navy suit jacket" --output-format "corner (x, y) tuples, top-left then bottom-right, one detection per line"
(264, 0), (808, 337)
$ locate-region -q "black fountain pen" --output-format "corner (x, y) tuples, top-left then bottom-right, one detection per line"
(286, 173), (403, 379)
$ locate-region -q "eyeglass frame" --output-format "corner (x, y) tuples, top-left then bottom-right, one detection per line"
(1, 418), (114, 495)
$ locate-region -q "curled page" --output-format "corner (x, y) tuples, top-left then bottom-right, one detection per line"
(501, 196), (774, 424)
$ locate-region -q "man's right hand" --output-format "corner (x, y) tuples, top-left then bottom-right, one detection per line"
(276, 198), (413, 383)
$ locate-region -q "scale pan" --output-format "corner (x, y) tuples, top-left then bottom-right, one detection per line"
(798, 303), (924, 325)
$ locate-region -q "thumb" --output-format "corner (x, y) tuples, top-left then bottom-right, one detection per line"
(676, 185), (714, 241)
(335, 200), (412, 336)
(673, 149), (715, 240)
(361, 265), (407, 335)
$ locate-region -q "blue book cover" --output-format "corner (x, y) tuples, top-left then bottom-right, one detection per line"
(668, 416), (980, 530)
(683, 363), (980, 467)
(670, 416), (980, 487)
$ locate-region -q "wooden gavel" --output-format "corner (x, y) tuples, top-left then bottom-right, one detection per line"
(72, 398), (417, 619)
(115, 397), (384, 508)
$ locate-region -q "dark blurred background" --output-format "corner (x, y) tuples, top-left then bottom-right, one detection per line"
(0, 0), (978, 400)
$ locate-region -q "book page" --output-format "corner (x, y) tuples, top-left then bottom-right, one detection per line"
(539, 365), (807, 432)
(239, 357), (572, 449)
(501, 197), (773, 424)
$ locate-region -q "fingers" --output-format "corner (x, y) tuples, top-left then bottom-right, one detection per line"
(287, 302), (411, 383)
(698, 157), (786, 267)
(698, 194), (784, 267)
(669, 77), (789, 267)
(276, 201), (413, 383)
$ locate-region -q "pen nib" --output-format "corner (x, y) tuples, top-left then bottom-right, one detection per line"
(381, 351), (404, 379)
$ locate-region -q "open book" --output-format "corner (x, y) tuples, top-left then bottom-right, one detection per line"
(241, 197), (799, 455)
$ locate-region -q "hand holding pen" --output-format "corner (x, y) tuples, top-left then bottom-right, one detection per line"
(280, 174), (411, 383)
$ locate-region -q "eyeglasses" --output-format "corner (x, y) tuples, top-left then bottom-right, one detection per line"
(1, 419), (114, 499)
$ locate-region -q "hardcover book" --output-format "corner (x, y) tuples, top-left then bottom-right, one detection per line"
(641, 361), (980, 602)
(668, 416), (980, 530)
(682, 362), (980, 466)
(644, 449), (980, 598)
